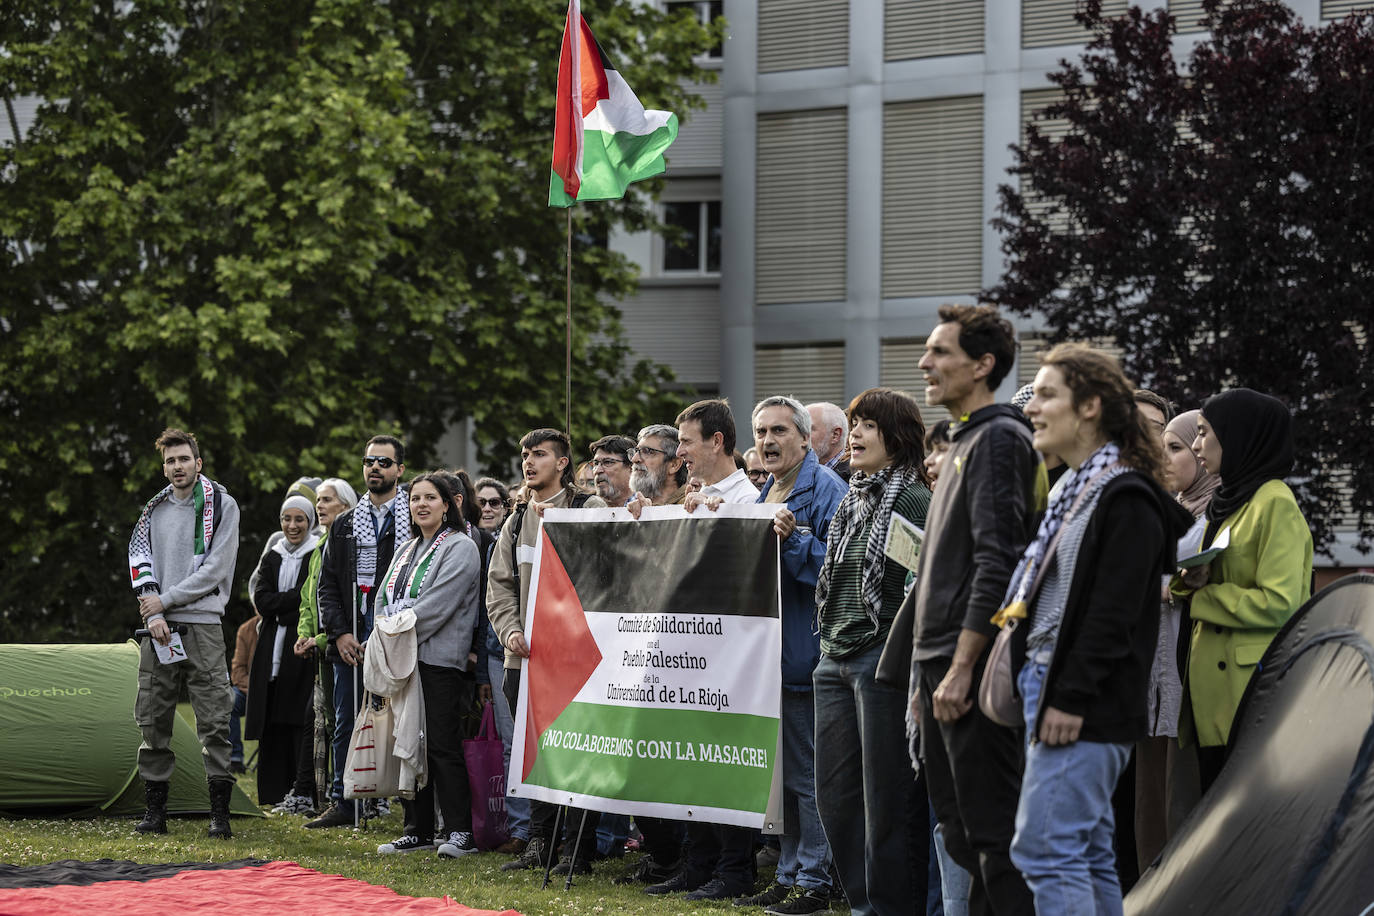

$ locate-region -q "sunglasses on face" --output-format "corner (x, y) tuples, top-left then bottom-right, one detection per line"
(747, 470), (769, 482)
(477, 497), (507, 509)
(362, 456), (396, 468)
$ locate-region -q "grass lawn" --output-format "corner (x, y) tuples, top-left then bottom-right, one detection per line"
(1, 710), (842, 915)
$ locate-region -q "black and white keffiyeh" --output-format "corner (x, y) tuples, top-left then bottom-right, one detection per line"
(352, 488), (409, 598)
(815, 465), (925, 633)
(129, 474), (217, 593)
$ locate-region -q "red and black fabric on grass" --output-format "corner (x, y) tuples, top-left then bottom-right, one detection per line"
(0, 859), (522, 915)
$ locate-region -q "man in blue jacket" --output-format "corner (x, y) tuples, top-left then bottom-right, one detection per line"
(751, 395), (848, 916)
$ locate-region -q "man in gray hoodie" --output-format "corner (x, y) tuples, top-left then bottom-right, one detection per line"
(129, 427), (240, 838)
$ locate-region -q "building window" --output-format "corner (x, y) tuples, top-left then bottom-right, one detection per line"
(662, 200), (721, 273)
(666, 0), (724, 59)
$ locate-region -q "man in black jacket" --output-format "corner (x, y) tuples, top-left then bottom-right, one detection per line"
(306, 435), (408, 829)
(880, 305), (1038, 916)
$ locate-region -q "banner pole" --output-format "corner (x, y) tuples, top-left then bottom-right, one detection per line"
(565, 206), (573, 438)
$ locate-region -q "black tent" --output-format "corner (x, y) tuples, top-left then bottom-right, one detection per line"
(1127, 574), (1374, 915)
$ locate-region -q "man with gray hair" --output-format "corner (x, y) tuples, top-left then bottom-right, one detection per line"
(751, 396), (847, 913)
(805, 401), (851, 482)
(628, 424), (689, 508)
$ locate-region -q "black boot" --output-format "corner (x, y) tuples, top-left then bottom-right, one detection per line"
(135, 780), (169, 834)
(207, 779), (233, 839)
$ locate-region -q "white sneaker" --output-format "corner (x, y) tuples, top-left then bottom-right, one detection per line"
(436, 831), (477, 858)
(271, 791), (317, 816)
(377, 834), (436, 854)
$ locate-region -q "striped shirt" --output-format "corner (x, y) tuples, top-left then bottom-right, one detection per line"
(819, 483), (931, 659)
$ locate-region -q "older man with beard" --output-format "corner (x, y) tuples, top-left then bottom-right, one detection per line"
(628, 424), (689, 510)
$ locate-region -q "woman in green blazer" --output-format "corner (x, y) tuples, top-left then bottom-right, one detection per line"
(1176, 389), (1312, 791)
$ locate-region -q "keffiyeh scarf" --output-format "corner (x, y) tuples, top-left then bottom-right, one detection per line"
(129, 474), (216, 592)
(815, 465), (925, 633)
(353, 489), (409, 599)
(995, 442), (1122, 625)
(381, 529), (456, 613)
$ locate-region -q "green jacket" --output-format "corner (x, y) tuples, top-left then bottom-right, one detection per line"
(296, 529), (329, 652)
(1179, 479), (1312, 747)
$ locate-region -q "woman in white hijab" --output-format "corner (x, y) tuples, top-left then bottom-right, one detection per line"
(246, 493), (321, 810)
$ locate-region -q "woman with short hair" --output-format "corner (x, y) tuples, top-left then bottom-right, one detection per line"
(811, 387), (933, 915)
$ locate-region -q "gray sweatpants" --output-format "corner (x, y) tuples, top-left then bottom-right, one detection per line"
(135, 622), (234, 783)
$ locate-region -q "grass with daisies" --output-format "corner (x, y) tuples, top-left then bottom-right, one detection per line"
(1, 723), (846, 915)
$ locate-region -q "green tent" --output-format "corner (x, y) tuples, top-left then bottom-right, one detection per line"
(0, 642), (259, 818)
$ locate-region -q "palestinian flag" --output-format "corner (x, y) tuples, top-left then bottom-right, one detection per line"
(549, 0), (678, 207)
(509, 504), (784, 829)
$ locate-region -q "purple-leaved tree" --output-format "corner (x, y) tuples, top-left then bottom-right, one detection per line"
(988, 0), (1374, 556)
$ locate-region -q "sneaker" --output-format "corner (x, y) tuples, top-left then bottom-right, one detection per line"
(615, 855), (680, 886)
(686, 877), (750, 901)
(271, 791), (317, 816)
(550, 855), (593, 876)
(501, 836), (549, 871)
(645, 870), (707, 896)
(377, 834), (435, 854)
(494, 837), (528, 856)
(304, 802), (355, 829)
(437, 831), (478, 859)
(735, 882), (791, 907)
(764, 888), (831, 915)
(229, 760), (247, 776)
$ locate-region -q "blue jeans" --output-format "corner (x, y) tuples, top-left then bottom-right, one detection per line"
(814, 647), (917, 914)
(1010, 663), (1130, 916)
(777, 687), (832, 892)
(932, 807), (971, 916)
(488, 656), (530, 840)
(228, 686), (247, 763)
(597, 812), (630, 857)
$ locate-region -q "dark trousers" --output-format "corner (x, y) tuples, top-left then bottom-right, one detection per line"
(919, 655), (1034, 916)
(685, 822), (755, 890)
(403, 662), (475, 841)
(637, 816), (687, 865)
(331, 659), (361, 813)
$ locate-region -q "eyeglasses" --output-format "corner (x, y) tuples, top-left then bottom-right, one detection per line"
(747, 469), (769, 482)
(362, 456), (396, 468)
(627, 445), (669, 460)
(477, 497), (506, 509)
(591, 458), (627, 469)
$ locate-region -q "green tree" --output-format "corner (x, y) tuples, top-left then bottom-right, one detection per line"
(0, 0), (715, 641)
(987, 0), (1374, 556)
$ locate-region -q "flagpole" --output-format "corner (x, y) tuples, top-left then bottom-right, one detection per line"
(565, 206), (573, 439)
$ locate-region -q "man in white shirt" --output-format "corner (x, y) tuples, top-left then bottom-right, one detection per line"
(677, 398), (759, 507)
(656, 398), (762, 902)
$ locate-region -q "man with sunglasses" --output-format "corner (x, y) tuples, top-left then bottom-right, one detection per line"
(744, 447), (769, 489)
(308, 434), (407, 829)
(588, 434), (635, 506)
